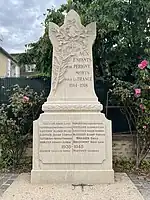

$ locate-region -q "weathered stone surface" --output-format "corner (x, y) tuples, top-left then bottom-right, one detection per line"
(31, 10), (114, 184)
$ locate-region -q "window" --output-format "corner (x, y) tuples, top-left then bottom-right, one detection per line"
(25, 64), (36, 72)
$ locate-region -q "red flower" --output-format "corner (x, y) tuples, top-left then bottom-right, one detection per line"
(138, 60), (149, 69)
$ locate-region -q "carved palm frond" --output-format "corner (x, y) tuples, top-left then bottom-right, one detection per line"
(52, 54), (74, 92)
(52, 56), (61, 92)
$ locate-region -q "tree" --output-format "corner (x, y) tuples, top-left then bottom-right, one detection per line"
(18, 8), (65, 76)
(18, 0), (150, 81)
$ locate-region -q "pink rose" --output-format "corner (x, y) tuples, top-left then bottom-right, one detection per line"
(23, 96), (29, 102)
(138, 60), (149, 69)
(140, 104), (144, 112)
(143, 125), (147, 129)
(134, 88), (141, 97)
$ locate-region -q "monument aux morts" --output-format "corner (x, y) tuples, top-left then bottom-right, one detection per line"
(31, 10), (114, 184)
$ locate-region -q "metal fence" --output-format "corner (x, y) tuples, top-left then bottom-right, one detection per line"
(0, 77), (131, 133)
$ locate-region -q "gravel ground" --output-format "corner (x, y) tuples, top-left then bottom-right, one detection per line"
(1, 173), (144, 200)
(0, 173), (149, 199)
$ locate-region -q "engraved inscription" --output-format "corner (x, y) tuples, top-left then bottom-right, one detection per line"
(66, 54), (93, 88)
(39, 121), (105, 154)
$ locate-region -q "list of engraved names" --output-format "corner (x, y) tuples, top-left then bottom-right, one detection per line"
(39, 121), (105, 153)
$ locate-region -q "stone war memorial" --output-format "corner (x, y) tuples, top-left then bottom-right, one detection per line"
(31, 9), (114, 184)
(1, 10), (145, 200)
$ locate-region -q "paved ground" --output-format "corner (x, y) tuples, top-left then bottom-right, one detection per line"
(129, 174), (150, 200)
(0, 173), (18, 197)
(0, 173), (149, 199)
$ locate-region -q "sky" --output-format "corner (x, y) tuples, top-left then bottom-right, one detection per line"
(0, 0), (65, 53)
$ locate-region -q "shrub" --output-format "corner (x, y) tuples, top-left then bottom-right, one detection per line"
(0, 85), (46, 170)
(111, 59), (150, 168)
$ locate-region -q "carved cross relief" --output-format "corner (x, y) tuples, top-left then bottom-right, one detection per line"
(49, 10), (96, 95)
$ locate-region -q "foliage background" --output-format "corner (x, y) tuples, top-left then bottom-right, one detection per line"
(12, 0), (150, 169)
(0, 85), (46, 169)
(17, 0), (150, 82)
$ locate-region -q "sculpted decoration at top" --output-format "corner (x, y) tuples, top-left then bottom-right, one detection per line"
(49, 10), (96, 94)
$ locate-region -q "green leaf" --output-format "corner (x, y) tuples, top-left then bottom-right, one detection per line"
(147, 65), (150, 69)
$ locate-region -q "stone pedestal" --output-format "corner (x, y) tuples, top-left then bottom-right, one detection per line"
(31, 10), (114, 184)
(31, 111), (114, 183)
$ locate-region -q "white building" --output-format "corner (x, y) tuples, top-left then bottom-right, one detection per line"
(0, 46), (20, 77)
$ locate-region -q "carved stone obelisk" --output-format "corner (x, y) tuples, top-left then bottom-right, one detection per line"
(31, 10), (114, 184)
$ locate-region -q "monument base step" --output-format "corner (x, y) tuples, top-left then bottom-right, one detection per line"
(2, 173), (144, 200)
(31, 169), (114, 184)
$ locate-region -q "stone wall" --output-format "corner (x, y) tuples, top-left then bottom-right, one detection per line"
(112, 134), (135, 159)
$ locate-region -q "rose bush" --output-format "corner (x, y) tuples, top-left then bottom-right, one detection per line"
(111, 59), (150, 168)
(0, 85), (46, 169)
